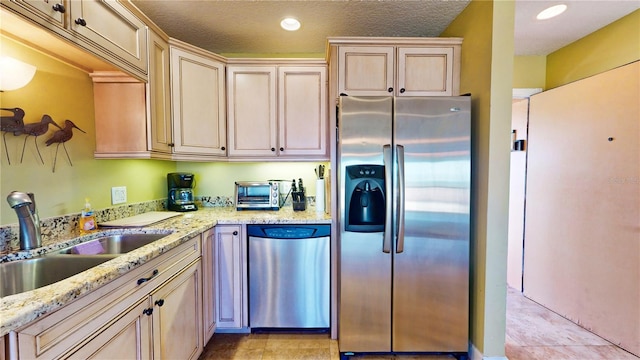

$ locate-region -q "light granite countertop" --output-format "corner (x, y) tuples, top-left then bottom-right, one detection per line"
(0, 207), (331, 336)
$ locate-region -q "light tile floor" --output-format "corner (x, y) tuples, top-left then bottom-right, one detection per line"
(505, 287), (639, 360)
(200, 288), (639, 360)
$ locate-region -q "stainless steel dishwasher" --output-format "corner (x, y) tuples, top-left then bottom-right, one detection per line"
(248, 224), (330, 329)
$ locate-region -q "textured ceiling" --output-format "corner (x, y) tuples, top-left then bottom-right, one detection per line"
(131, 0), (640, 57)
(131, 0), (471, 56)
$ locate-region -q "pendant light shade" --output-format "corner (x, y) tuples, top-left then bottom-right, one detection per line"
(0, 56), (37, 91)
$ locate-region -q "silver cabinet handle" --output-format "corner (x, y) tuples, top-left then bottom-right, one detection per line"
(383, 144), (392, 253)
(396, 145), (405, 253)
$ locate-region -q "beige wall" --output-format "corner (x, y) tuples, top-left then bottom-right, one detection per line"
(442, 0), (514, 357)
(525, 62), (640, 356)
(0, 35), (176, 224)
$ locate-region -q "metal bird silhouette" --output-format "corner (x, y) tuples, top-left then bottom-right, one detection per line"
(45, 119), (86, 172)
(1, 107), (26, 164)
(18, 114), (63, 164)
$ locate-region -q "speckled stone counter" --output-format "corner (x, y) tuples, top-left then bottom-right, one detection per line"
(0, 206), (331, 336)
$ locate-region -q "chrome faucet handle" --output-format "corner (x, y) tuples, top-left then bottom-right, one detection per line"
(7, 191), (42, 250)
(7, 191), (33, 209)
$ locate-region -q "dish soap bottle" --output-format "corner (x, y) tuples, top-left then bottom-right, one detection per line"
(79, 198), (97, 234)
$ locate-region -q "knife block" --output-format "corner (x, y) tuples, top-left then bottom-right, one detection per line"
(292, 191), (306, 211)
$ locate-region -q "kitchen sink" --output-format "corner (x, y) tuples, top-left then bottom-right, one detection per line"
(0, 255), (117, 297)
(58, 233), (170, 255)
(0, 232), (171, 297)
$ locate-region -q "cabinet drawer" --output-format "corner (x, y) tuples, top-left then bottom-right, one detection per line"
(17, 236), (200, 359)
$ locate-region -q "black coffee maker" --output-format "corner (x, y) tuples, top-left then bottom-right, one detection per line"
(167, 172), (197, 212)
(344, 165), (386, 232)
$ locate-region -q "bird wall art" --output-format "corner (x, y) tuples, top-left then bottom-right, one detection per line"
(1, 107), (85, 171)
(45, 119), (85, 172)
(17, 114), (63, 164)
(1, 107), (26, 164)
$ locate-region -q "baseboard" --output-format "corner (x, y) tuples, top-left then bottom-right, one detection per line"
(469, 343), (509, 360)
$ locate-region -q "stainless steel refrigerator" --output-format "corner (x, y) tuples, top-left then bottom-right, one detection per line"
(338, 96), (470, 355)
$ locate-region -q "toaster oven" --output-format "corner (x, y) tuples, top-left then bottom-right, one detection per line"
(235, 181), (281, 210)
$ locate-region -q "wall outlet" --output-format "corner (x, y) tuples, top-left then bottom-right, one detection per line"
(111, 186), (127, 205)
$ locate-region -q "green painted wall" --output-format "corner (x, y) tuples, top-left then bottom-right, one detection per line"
(441, 0), (514, 357)
(513, 56), (546, 89)
(546, 9), (640, 89)
(0, 35), (176, 225)
(177, 161), (328, 199)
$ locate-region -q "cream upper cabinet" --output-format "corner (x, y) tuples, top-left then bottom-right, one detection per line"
(278, 66), (328, 157)
(68, 0), (148, 76)
(1, 0), (149, 80)
(170, 40), (227, 159)
(147, 28), (172, 156)
(331, 37), (461, 97)
(227, 61), (328, 160)
(338, 46), (395, 96)
(227, 66), (278, 157)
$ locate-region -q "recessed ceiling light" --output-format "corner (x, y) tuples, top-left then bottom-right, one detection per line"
(280, 17), (301, 31)
(536, 4), (567, 20)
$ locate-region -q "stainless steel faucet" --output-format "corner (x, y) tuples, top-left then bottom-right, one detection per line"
(7, 191), (42, 250)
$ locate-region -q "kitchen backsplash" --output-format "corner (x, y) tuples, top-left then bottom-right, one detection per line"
(0, 199), (167, 254)
(0, 195), (316, 254)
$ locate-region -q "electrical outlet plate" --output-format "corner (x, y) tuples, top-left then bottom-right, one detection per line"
(111, 186), (127, 205)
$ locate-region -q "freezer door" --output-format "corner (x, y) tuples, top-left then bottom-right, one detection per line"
(392, 97), (471, 352)
(338, 96), (393, 352)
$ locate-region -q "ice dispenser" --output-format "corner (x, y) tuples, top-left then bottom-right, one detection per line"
(345, 165), (385, 232)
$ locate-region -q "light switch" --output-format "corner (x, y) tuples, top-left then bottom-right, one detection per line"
(111, 186), (127, 205)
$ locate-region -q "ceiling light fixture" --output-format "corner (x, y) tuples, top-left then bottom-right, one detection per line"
(280, 17), (301, 31)
(536, 4), (567, 20)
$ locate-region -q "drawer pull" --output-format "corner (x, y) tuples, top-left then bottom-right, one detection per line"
(75, 18), (87, 26)
(143, 308), (153, 316)
(155, 299), (165, 307)
(52, 3), (65, 13)
(137, 269), (159, 285)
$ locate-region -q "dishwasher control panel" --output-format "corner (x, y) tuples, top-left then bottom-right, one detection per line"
(247, 225), (330, 239)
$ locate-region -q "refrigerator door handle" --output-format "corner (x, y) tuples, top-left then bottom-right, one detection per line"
(383, 144), (393, 253)
(396, 144), (405, 253)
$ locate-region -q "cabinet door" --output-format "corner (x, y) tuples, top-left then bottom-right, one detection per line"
(147, 29), (172, 155)
(68, 0), (148, 74)
(170, 46), (227, 156)
(397, 47), (455, 96)
(8, 0), (65, 27)
(278, 66), (328, 158)
(152, 260), (203, 360)
(338, 46), (394, 96)
(214, 225), (245, 329)
(227, 66), (278, 157)
(201, 228), (216, 343)
(64, 300), (152, 360)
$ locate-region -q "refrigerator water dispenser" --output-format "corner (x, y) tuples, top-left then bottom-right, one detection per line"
(345, 164), (385, 232)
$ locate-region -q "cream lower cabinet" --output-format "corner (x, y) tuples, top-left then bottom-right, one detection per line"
(65, 300), (152, 359)
(329, 38), (461, 97)
(15, 236), (202, 360)
(227, 62), (328, 160)
(151, 259), (202, 360)
(170, 39), (227, 160)
(214, 225), (247, 329)
(201, 228), (217, 342)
